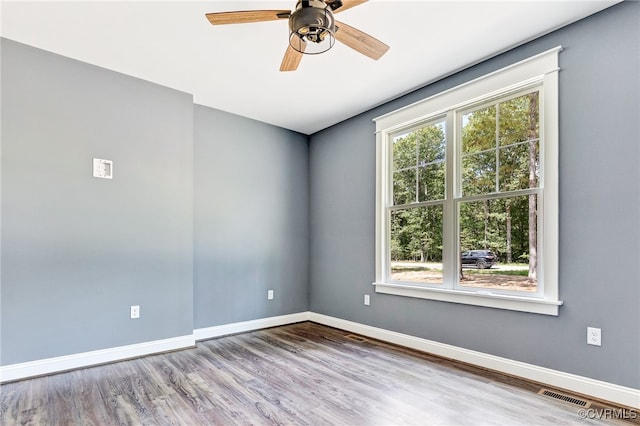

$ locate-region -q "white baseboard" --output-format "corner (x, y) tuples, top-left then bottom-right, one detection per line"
(0, 334), (195, 384)
(308, 313), (640, 409)
(193, 312), (311, 341)
(0, 312), (311, 384)
(3, 312), (638, 410)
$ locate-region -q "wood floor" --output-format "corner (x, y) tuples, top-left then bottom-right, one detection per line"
(0, 322), (635, 425)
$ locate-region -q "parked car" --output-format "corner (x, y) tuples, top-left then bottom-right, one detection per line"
(461, 250), (496, 269)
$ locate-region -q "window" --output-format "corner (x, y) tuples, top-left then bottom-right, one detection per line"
(390, 120), (446, 285)
(374, 47), (562, 315)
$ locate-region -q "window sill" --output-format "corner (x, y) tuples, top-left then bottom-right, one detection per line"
(373, 282), (562, 316)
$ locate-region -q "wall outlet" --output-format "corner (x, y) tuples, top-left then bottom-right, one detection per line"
(267, 290), (274, 300)
(130, 305), (140, 319)
(587, 327), (601, 346)
(364, 294), (370, 306)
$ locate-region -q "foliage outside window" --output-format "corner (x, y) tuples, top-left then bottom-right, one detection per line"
(374, 47), (562, 315)
(390, 121), (446, 284)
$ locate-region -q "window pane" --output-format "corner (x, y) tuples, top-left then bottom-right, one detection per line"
(499, 141), (539, 192)
(418, 162), (445, 201)
(393, 169), (417, 205)
(418, 122), (446, 163)
(393, 133), (416, 171)
(458, 195), (538, 292)
(498, 92), (539, 146)
(462, 152), (496, 196)
(390, 205), (443, 284)
(394, 122), (446, 204)
(462, 106), (496, 154)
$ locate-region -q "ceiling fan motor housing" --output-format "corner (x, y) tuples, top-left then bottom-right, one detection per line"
(289, 0), (336, 54)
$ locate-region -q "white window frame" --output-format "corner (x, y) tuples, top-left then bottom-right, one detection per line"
(373, 47), (563, 316)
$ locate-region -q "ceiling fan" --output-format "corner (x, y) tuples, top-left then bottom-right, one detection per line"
(205, 0), (389, 71)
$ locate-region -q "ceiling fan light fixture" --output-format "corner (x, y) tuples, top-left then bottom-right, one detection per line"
(205, 0), (389, 72)
(289, 0), (336, 55)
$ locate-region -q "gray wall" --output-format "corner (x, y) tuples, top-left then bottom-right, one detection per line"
(0, 39), (311, 366)
(309, 2), (640, 389)
(0, 39), (195, 364)
(194, 105), (309, 328)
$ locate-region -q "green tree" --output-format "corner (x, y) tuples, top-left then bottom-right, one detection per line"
(391, 123), (445, 262)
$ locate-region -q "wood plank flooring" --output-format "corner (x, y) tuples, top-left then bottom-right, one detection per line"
(0, 322), (635, 425)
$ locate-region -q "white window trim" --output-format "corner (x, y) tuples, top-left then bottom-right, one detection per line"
(373, 47), (563, 316)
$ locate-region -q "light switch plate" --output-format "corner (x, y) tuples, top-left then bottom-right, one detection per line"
(93, 158), (113, 179)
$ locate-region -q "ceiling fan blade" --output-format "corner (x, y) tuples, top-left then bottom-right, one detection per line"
(334, 20), (389, 60)
(205, 10), (290, 25)
(280, 41), (306, 72)
(330, 0), (368, 13)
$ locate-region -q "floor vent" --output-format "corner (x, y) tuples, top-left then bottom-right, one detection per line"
(344, 334), (368, 343)
(538, 389), (592, 407)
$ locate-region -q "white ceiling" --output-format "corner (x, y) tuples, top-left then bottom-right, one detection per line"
(1, 1), (620, 134)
